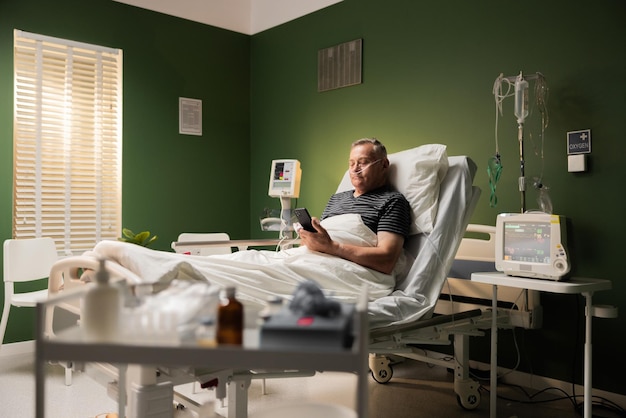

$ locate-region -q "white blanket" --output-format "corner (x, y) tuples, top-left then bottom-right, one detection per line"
(90, 214), (397, 317)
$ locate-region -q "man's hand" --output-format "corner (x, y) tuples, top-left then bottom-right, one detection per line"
(298, 218), (335, 252)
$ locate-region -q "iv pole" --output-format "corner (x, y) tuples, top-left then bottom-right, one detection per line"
(517, 106), (526, 213)
(497, 71), (546, 213)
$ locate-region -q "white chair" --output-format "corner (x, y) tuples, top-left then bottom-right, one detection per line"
(2, 237), (85, 386)
(173, 232), (234, 256)
(173, 232), (240, 396)
(171, 232), (247, 255)
(173, 232), (271, 397)
(1, 237), (58, 349)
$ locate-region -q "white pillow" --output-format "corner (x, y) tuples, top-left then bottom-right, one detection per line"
(336, 144), (449, 235)
(320, 214), (378, 247)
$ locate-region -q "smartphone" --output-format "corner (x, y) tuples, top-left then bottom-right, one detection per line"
(294, 207), (317, 233)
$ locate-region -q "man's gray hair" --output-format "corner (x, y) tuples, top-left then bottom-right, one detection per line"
(351, 138), (387, 159)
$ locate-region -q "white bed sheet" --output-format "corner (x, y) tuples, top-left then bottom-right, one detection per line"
(89, 238), (395, 311)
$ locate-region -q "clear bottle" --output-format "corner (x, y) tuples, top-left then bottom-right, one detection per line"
(82, 258), (121, 342)
(216, 287), (243, 345)
(195, 317), (216, 348)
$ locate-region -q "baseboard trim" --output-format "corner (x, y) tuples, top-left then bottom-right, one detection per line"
(468, 357), (626, 409)
(0, 340), (35, 357)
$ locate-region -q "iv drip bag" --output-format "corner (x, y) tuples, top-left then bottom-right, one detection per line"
(514, 76), (529, 124)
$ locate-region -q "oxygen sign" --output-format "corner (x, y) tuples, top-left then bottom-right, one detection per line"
(567, 129), (591, 155)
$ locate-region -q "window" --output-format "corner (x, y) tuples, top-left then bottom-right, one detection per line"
(13, 30), (123, 255)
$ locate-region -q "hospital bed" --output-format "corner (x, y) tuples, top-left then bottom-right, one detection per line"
(45, 145), (490, 417)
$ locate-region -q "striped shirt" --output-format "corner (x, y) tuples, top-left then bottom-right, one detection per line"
(321, 185), (411, 238)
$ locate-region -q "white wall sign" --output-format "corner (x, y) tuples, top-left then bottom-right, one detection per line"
(179, 97), (202, 136)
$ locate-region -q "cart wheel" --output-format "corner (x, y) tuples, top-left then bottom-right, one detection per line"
(370, 364), (393, 384)
(456, 390), (480, 410)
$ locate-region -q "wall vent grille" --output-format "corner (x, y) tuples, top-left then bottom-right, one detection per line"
(317, 39), (362, 92)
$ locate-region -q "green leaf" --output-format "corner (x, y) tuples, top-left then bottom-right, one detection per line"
(119, 228), (158, 247)
(145, 235), (158, 246)
(134, 231), (150, 243)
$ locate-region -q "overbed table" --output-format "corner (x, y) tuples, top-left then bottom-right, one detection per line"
(471, 272), (612, 418)
(35, 287), (368, 418)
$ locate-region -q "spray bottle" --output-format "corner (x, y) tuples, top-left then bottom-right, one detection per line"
(82, 258), (121, 342)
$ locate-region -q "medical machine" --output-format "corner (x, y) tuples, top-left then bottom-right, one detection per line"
(495, 212), (570, 281)
(263, 159), (302, 236)
(268, 159), (301, 198)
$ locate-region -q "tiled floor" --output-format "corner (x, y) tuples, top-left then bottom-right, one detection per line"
(0, 347), (619, 418)
(0, 350), (118, 417)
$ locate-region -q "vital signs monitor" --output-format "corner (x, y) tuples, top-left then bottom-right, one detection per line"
(268, 159), (302, 198)
(495, 212), (570, 281)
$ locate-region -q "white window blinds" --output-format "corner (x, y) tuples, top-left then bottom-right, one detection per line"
(13, 30), (123, 255)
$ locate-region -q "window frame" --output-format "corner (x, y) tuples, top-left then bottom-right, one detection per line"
(13, 29), (123, 255)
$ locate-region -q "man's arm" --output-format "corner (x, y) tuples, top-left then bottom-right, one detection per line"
(298, 218), (405, 275)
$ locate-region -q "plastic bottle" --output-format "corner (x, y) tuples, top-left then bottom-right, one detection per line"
(216, 287), (243, 345)
(82, 258), (121, 342)
(195, 317), (217, 348)
(537, 185), (553, 214)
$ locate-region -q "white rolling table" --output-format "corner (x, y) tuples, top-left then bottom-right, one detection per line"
(471, 272), (612, 418)
(35, 287), (369, 418)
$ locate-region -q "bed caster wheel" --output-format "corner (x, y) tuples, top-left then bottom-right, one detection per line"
(457, 392), (480, 410)
(370, 366), (393, 384)
(455, 380), (480, 410)
(369, 355), (393, 384)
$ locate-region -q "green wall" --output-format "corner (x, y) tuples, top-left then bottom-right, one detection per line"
(249, 0), (625, 395)
(1, 0), (625, 400)
(0, 0), (250, 343)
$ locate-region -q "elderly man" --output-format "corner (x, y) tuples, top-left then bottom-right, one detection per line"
(298, 138), (411, 274)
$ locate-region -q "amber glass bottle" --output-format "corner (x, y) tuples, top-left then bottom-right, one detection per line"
(216, 286), (243, 345)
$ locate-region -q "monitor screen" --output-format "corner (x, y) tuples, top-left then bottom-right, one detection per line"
(503, 221), (552, 265)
